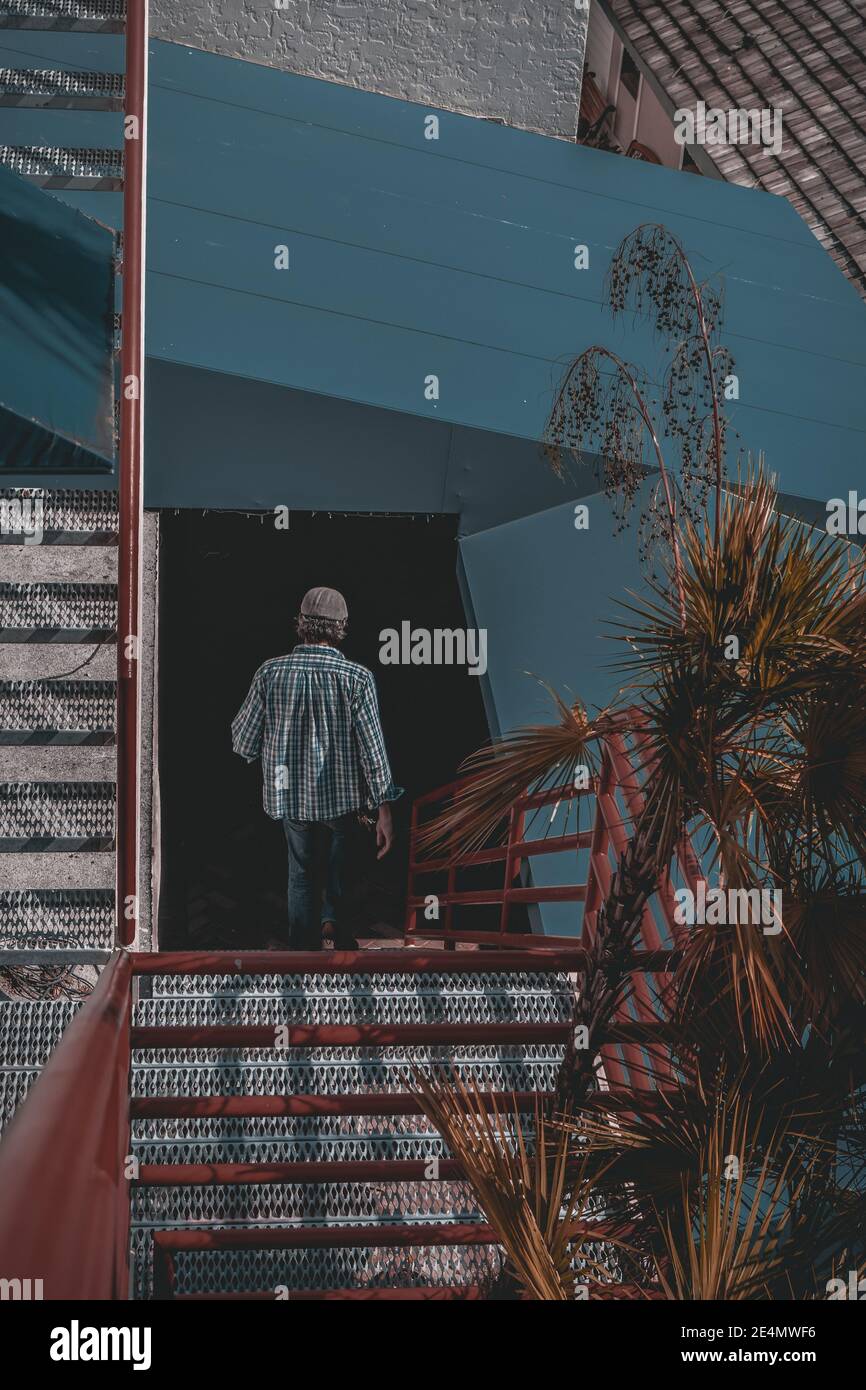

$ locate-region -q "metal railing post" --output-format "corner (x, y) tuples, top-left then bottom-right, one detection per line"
(117, 0), (149, 946)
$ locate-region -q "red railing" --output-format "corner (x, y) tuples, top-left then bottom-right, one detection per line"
(116, 0), (148, 947)
(0, 718), (697, 1298)
(0, 951), (133, 1300)
(405, 777), (593, 946)
(0, 946), (590, 1300)
(405, 714), (700, 1089)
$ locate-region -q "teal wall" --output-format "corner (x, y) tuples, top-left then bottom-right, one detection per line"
(1, 38), (864, 511)
(3, 35), (864, 937)
(0, 166), (115, 473)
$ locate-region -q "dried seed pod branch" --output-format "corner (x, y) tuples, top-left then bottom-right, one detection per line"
(607, 222), (732, 538)
(544, 345), (686, 626)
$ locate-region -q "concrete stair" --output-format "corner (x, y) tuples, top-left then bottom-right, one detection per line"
(0, 489), (118, 1130)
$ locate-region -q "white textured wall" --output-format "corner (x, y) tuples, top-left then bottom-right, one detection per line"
(151, 0), (588, 139)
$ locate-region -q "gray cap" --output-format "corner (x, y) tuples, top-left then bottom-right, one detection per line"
(300, 586), (348, 621)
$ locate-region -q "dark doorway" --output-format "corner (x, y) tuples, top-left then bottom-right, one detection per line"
(156, 511), (489, 949)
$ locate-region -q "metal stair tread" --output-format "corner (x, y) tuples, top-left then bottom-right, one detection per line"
(0, 67), (124, 108)
(125, 950), (572, 1298)
(0, 0), (125, 29)
(0, 144), (123, 186)
(0, 680), (116, 745)
(0, 489), (118, 545)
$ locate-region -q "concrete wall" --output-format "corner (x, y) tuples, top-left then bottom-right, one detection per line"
(150, 0), (588, 139)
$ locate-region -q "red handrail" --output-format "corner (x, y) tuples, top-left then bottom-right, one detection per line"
(116, 0), (148, 946)
(0, 951), (133, 1299)
(403, 712), (699, 1090)
(0, 708), (695, 1299)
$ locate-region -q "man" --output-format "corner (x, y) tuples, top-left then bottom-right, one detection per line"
(231, 586), (400, 949)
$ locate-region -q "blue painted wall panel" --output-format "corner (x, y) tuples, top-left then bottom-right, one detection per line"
(143, 358), (599, 523)
(142, 43), (866, 504)
(144, 359), (451, 513)
(0, 167), (115, 473)
(3, 38), (865, 511)
(459, 487), (654, 935)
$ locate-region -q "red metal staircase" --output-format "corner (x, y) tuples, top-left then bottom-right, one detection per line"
(0, 721), (690, 1300)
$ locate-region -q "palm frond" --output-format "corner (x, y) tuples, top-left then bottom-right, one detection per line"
(410, 1068), (627, 1300)
(418, 687), (608, 858)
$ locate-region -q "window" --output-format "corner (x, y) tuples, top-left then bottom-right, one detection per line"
(619, 48), (641, 101)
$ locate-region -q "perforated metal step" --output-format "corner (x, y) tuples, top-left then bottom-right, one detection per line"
(0, 888), (114, 950)
(137, 970), (574, 1028)
(0, 67), (124, 107)
(0, 582), (116, 641)
(0, 489), (118, 546)
(0, 144), (122, 187)
(128, 958), (576, 1299)
(0, 0), (124, 29)
(0, 998), (82, 1134)
(131, 1044), (564, 1099)
(132, 1179), (483, 1231)
(131, 1229), (502, 1301)
(132, 1114), (455, 1167)
(0, 997), (79, 1066)
(0, 781), (115, 850)
(0, 680), (115, 744)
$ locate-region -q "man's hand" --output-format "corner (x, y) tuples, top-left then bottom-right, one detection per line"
(376, 803), (394, 859)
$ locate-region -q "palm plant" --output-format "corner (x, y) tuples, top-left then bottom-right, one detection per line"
(410, 1067), (632, 1300)
(411, 222), (866, 1299)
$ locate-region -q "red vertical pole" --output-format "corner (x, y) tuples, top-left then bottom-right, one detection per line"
(117, 0), (148, 947)
(498, 803), (524, 936)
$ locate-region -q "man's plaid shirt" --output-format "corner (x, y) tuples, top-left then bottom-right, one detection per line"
(231, 644), (400, 821)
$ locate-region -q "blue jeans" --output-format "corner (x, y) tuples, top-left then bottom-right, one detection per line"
(282, 814), (355, 950)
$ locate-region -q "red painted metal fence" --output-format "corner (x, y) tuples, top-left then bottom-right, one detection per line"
(405, 714), (700, 1089)
(0, 946), (592, 1299)
(0, 952), (132, 1300)
(116, 0), (148, 947)
(0, 716), (696, 1299)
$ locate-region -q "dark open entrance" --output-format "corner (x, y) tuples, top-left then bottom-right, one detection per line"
(156, 511), (490, 949)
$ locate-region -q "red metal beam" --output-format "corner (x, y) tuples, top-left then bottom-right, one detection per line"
(402, 928), (584, 950)
(116, 0), (148, 947)
(407, 884), (586, 910)
(131, 1022), (571, 1049)
(410, 844), (508, 873)
(129, 948), (588, 975)
(152, 1218), (624, 1255)
(401, 929), (677, 968)
(152, 1222), (500, 1298)
(515, 781), (596, 812)
(131, 1091), (543, 1119)
(154, 1220), (617, 1253)
(511, 829), (592, 858)
(175, 1286), (487, 1301)
(0, 952), (133, 1299)
(506, 884), (586, 904)
(137, 1159), (466, 1184)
